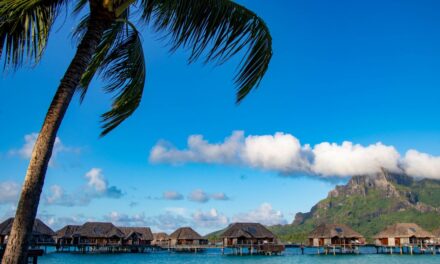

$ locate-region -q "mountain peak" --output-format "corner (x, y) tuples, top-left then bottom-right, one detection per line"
(279, 171), (440, 243)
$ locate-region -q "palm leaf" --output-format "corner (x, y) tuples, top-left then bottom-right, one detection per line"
(77, 19), (146, 136)
(0, 0), (67, 70)
(77, 19), (125, 101)
(140, 0), (272, 102)
(99, 25), (146, 136)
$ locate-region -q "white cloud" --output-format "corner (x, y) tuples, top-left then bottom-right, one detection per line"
(149, 131), (440, 179)
(311, 141), (401, 177)
(242, 133), (311, 172)
(188, 189), (209, 203)
(232, 203), (287, 226)
(85, 168), (108, 192)
(0, 182), (20, 204)
(402, 150), (440, 179)
(163, 191), (184, 200)
(8, 133), (80, 163)
(192, 209), (228, 228)
(149, 131), (243, 164)
(44, 168), (123, 207)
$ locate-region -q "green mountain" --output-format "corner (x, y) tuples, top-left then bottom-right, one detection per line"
(269, 170), (440, 243)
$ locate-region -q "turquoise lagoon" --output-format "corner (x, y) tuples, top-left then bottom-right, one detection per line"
(39, 248), (440, 264)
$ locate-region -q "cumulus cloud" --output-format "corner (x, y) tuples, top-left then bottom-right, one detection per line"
(311, 141), (401, 176)
(192, 209), (228, 228)
(0, 182), (20, 204)
(86, 168), (108, 192)
(243, 133), (311, 172)
(188, 189), (210, 203)
(149, 131), (440, 179)
(9, 133), (80, 163)
(150, 131), (243, 164)
(402, 150), (440, 179)
(44, 168), (123, 206)
(163, 191), (184, 200)
(233, 203), (287, 226)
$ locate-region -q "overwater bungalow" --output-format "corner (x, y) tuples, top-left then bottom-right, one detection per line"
(55, 225), (81, 246)
(220, 222), (284, 255)
(152, 232), (170, 248)
(221, 222), (276, 246)
(169, 227), (208, 246)
(374, 223), (434, 247)
(75, 222), (125, 246)
(118, 227), (153, 246)
(0, 218), (55, 247)
(308, 223), (365, 247)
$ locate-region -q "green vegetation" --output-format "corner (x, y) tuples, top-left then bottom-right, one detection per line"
(269, 174), (440, 243)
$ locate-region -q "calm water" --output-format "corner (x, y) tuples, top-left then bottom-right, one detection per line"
(38, 248), (440, 264)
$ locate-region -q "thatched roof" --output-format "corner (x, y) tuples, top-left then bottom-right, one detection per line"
(169, 227), (203, 240)
(308, 224), (363, 239)
(76, 222), (124, 238)
(153, 232), (169, 241)
(374, 223), (434, 239)
(55, 225), (81, 238)
(0, 218), (55, 236)
(221, 223), (275, 239)
(118, 227), (153, 240)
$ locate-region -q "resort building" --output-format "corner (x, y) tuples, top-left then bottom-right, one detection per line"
(220, 223), (277, 246)
(0, 218), (55, 246)
(75, 222), (125, 246)
(152, 232), (170, 247)
(169, 227), (208, 246)
(55, 225), (81, 246)
(118, 227), (154, 245)
(308, 223), (365, 247)
(374, 223), (434, 246)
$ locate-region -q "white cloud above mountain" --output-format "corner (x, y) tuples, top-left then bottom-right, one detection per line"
(149, 131), (440, 179)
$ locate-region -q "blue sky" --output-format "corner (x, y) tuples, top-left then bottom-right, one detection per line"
(1, 0), (440, 234)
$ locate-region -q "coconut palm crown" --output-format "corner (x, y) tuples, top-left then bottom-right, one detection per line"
(0, 0), (272, 263)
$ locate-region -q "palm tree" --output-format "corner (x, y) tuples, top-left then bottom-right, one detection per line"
(0, 0), (272, 262)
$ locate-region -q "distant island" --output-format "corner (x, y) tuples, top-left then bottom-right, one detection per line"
(268, 170), (440, 243)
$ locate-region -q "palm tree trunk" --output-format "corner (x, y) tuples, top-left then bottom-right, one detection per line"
(2, 17), (110, 264)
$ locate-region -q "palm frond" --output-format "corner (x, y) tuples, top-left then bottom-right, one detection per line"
(77, 19), (125, 101)
(99, 25), (146, 136)
(0, 0), (67, 70)
(140, 0), (272, 102)
(77, 19), (146, 136)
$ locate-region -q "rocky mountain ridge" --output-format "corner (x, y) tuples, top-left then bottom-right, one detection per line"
(270, 170), (440, 242)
